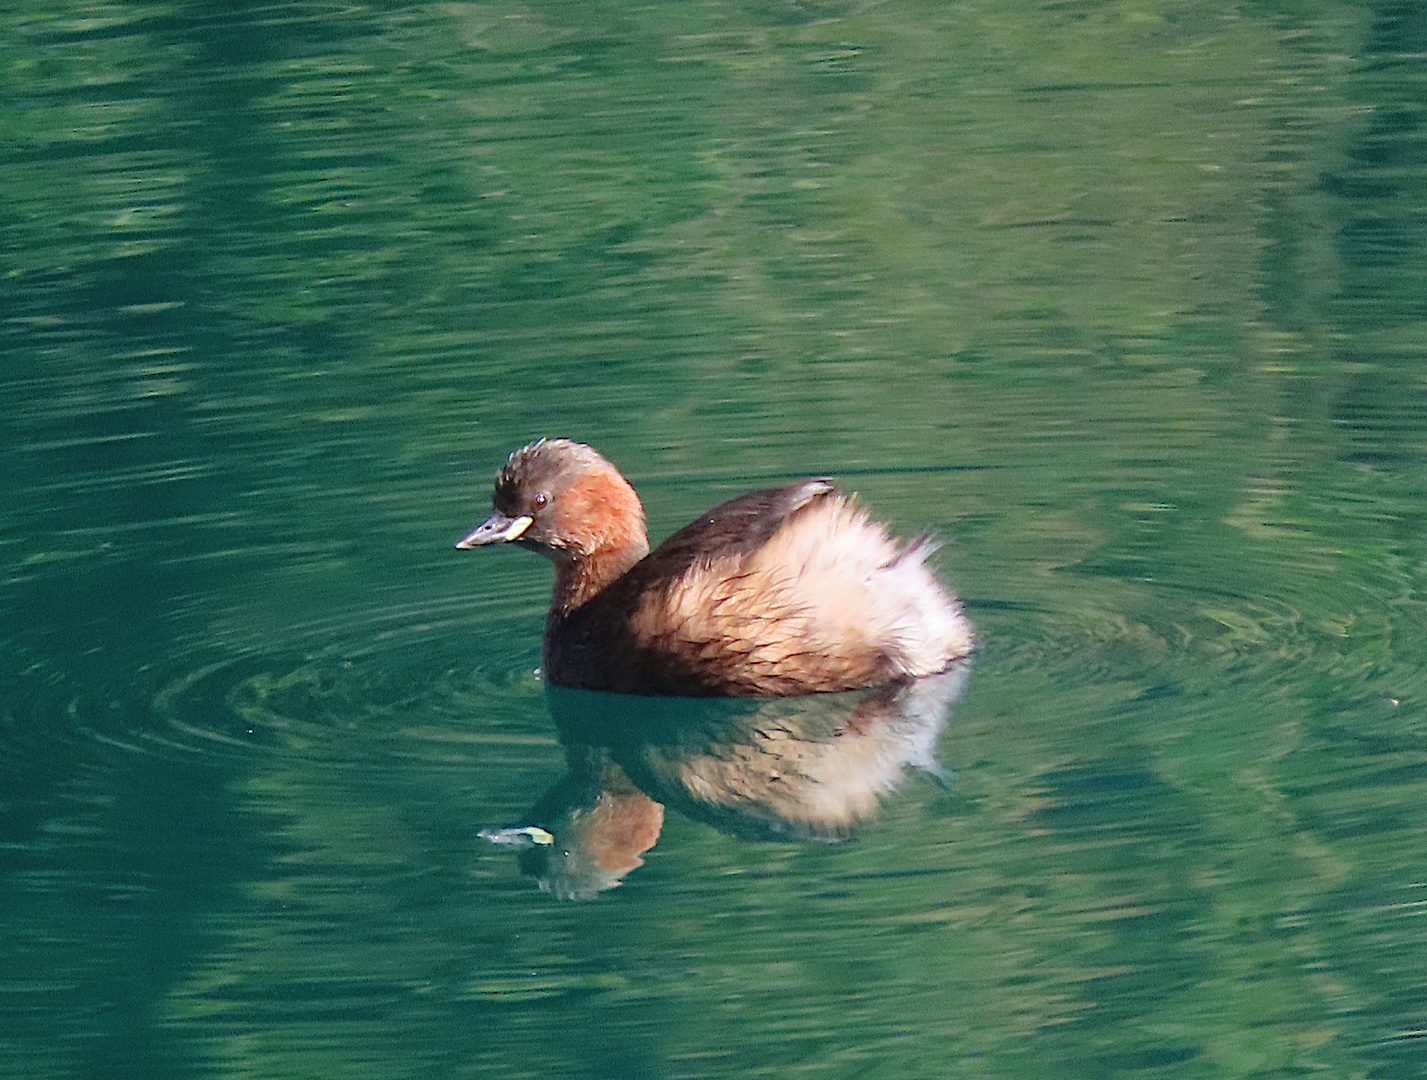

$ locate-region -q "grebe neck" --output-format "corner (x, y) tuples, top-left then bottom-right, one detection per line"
(549, 537), (649, 615)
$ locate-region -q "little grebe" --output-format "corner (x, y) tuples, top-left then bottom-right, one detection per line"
(457, 439), (973, 696)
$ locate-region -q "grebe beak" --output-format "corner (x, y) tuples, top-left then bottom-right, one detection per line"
(456, 513), (533, 549)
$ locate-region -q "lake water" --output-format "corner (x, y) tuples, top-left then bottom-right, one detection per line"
(4, 1), (1427, 1077)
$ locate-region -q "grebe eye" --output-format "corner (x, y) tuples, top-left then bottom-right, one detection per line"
(532, 492), (549, 510)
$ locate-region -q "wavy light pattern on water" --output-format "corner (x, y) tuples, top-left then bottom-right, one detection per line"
(4, 1), (1427, 1078)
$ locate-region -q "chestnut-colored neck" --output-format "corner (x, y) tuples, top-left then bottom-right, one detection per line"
(550, 539), (648, 614)
(544, 466), (650, 615)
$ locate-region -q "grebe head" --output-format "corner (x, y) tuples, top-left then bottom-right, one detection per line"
(456, 439), (648, 569)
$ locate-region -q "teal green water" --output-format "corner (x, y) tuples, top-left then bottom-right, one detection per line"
(4, 1), (1427, 1077)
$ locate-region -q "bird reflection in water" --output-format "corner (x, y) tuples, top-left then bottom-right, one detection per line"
(480, 662), (969, 899)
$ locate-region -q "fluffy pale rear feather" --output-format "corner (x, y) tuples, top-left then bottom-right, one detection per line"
(630, 494), (970, 693)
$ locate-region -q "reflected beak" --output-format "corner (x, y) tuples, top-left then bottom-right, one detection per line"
(478, 825), (555, 848)
(455, 512), (533, 549)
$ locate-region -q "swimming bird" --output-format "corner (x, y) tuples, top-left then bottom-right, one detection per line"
(457, 439), (973, 697)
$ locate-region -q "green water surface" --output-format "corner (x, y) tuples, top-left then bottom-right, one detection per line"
(3, 1), (1427, 1078)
